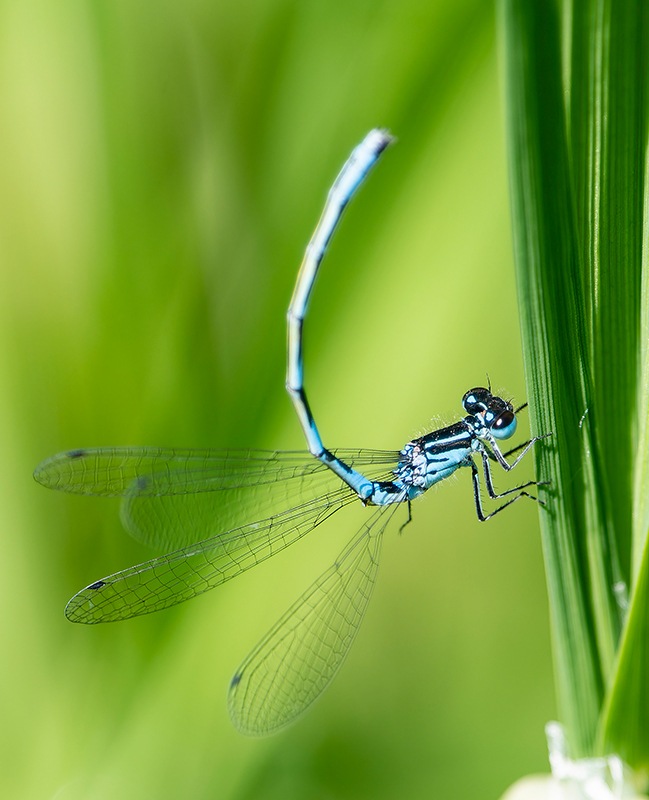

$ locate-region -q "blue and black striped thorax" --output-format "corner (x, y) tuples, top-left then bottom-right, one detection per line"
(391, 387), (518, 498)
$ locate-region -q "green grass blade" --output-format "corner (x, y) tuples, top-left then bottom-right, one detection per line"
(570, 0), (647, 605)
(599, 122), (649, 772)
(500, 0), (649, 771)
(599, 541), (649, 773)
(499, 0), (603, 756)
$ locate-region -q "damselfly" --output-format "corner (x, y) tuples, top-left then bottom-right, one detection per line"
(34, 129), (549, 736)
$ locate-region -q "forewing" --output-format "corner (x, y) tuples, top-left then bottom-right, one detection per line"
(34, 447), (398, 496)
(33, 448), (340, 496)
(35, 447), (399, 549)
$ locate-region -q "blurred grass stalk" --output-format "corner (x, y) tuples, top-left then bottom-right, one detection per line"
(499, 0), (649, 778)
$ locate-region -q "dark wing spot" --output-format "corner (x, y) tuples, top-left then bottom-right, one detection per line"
(136, 476), (150, 491)
(230, 672), (242, 689)
(88, 580), (106, 590)
(67, 449), (87, 459)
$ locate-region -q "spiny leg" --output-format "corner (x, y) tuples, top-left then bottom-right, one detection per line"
(500, 438), (534, 460)
(479, 447), (546, 501)
(469, 458), (543, 522)
(486, 432), (552, 472)
(497, 433), (552, 461)
(398, 498), (413, 534)
(285, 130), (393, 500)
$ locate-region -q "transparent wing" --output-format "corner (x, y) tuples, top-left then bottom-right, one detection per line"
(228, 500), (403, 736)
(65, 485), (358, 624)
(34, 447), (399, 496)
(35, 447), (400, 549)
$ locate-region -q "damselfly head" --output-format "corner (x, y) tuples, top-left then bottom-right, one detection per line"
(462, 387), (517, 440)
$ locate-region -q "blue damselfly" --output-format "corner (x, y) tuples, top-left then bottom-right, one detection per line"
(35, 130), (548, 736)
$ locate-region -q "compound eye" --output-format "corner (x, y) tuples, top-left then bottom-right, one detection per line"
(491, 410), (517, 440)
(462, 387), (491, 414)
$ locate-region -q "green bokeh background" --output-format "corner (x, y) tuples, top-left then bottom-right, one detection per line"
(0, 1), (554, 797)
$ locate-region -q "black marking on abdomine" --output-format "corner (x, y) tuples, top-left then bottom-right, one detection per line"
(67, 449), (87, 459)
(374, 136), (391, 155)
(88, 580), (106, 590)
